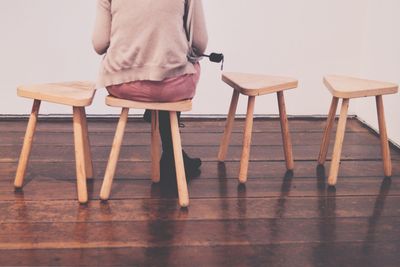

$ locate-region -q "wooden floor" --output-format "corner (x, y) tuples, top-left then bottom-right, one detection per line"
(0, 117), (399, 267)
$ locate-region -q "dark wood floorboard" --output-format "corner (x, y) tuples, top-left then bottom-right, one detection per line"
(0, 118), (399, 267)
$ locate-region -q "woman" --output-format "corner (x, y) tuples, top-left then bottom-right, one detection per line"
(93, 0), (208, 185)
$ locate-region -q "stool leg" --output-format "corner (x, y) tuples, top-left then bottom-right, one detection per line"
(239, 96), (256, 184)
(73, 107), (88, 203)
(14, 99), (41, 188)
(376, 95), (392, 177)
(170, 111), (189, 208)
(151, 110), (161, 183)
(318, 97), (339, 165)
(100, 108), (129, 201)
(218, 90), (240, 161)
(277, 91), (294, 171)
(79, 107), (94, 179)
(328, 98), (349, 186)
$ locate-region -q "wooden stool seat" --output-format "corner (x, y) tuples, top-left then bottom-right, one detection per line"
(14, 81), (96, 204)
(17, 81), (96, 107)
(106, 96), (192, 111)
(222, 72), (298, 96)
(218, 72), (298, 183)
(324, 75), (398, 99)
(100, 96), (192, 208)
(318, 74), (398, 186)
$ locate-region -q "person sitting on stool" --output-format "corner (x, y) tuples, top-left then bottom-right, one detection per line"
(92, 0), (208, 186)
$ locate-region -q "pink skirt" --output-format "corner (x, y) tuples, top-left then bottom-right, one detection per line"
(107, 63), (201, 102)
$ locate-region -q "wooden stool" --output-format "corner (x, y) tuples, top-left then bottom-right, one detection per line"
(218, 72), (298, 183)
(99, 96), (192, 208)
(14, 82), (96, 203)
(318, 75), (399, 186)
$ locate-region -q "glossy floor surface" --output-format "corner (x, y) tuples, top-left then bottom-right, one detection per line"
(0, 118), (399, 266)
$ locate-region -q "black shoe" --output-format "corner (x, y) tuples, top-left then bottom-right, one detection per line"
(182, 150), (202, 170)
(159, 151), (201, 184)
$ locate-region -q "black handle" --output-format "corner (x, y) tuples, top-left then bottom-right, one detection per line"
(203, 53), (224, 70)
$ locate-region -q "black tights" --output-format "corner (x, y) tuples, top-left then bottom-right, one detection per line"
(146, 110), (181, 154)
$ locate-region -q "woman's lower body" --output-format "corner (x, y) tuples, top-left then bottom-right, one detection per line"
(107, 63), (200, 102)
(107, 63), (202, 186)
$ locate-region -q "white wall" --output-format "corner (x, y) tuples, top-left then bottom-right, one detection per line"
(355, 0), (400, 145)
(0, 0), (101, 115)
(201, 0), (367, 116)
(0, 0), (367, 116)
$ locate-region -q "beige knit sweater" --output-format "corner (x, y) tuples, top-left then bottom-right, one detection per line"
(93, 0), (208, 87)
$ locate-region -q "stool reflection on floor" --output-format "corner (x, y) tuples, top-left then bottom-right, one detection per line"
(318, 75), (398, 186)
(218, 72), (298, 183)
(14, 82), (96, 203)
